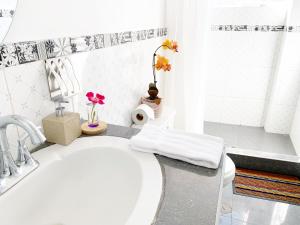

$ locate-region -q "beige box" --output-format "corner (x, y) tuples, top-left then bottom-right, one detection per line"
(42, 112), (81, 145)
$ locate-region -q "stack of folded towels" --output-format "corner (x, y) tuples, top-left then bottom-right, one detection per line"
(130, 124), (224, 169)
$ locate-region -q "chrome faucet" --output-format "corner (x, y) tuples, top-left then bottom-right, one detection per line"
(0, 115), (46, 194)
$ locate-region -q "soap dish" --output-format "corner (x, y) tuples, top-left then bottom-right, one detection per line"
(81, 121), (107, 135)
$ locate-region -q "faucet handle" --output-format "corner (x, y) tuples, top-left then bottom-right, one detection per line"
(16, 141), (37, 167)
(15, 127), (41, 167)
(0, 151), (20, 178)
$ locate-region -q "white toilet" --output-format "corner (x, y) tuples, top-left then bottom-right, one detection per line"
(223, 155), (236, 187)
(222, 155), (236, 215)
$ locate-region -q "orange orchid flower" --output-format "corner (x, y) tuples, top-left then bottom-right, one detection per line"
(162, 39), (172, 50)
(171, 41), (178, 52)
(162, 39), (178, 52)
(155, 55), (172, 72)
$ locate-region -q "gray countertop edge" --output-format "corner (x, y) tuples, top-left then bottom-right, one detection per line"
(34, 123), (224, 225)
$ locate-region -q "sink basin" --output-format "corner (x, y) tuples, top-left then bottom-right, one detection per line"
(0, 136), (163, 225)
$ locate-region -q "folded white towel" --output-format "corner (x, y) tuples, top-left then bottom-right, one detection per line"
(130, 124), (224, 169)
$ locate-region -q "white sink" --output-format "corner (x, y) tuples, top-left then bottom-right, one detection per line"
(0, 136), (163, 225)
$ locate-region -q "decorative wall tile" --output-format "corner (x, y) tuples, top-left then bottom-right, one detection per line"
(70, 35), (96, 52)
(132, 31), (141, 42)
(157, 28), (162, 36)
(0, 27), (167, 68)
(15, 42), (39, 64)
(286, 26), (300, 32)
(44, 38), (72, 58)
(94, 34), (105, 49)
(0, 9), (14, 18)
(211, 24), (300, 32)
(157, 28), (167, 37)
(110, 33), (119, 46)
(103, 33), (112, 48)
(119, 31), (132, 44)
(211, 25), (219, 31)
(163, 28), (167, 36)
(147, 29), (155, 39)
(36, 42), (47, 60)
(0, 44), (18, 67)
(137, 30), (147, 41)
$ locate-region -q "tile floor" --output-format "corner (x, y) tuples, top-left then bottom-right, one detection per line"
(204, 122), (296, 156)
(220, 184), (300, 225)
(205, 121), (300, 225)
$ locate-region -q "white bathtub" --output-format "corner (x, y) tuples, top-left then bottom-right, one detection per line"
(0, 136), (163, 225)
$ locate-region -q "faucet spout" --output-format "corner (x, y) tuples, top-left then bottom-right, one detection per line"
(0, 115), (46, 152)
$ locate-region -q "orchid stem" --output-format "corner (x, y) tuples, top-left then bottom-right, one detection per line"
(152, 45), (172, 86)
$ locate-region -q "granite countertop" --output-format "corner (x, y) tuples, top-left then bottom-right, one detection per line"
(37, 124), (224, 225)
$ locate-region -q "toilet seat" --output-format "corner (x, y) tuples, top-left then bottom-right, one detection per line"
(223, 155), (236, 187)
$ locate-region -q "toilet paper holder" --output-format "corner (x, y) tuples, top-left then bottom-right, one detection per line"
(131, 104), (155, 126)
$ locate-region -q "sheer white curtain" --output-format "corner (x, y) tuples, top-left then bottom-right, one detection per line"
(163, 0), (211, 133)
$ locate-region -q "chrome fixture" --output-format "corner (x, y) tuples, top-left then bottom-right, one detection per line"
(0, 115), (46, 195)
(16, 126), (43, 167)
(55, 98), (69, 117)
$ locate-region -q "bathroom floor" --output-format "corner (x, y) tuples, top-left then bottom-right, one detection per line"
(220, 183), (300, 225)
(204, 122), (297, 156)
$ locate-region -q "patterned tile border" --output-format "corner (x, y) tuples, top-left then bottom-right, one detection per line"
(0, 27), (167, 68)
(0, 9), (14, 18)
(211, 25), (300, 32)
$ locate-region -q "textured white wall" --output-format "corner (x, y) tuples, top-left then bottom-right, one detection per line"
(287, 0), (300, 152)
(0, 0), (165, 152)
(75, 40), (164, 126)
(290, 98), (300, 155)
(5, 0), (164, 42)
(263, 30), (300, 134)
(205, 5), (286, 127)
(0, 0), (17, 42)
(263, 0), (300, 134)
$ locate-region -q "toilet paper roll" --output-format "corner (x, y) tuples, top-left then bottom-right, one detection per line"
(132, 104), (155, 125)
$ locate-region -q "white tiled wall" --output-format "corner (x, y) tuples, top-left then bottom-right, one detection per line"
(3, 61), (55, 125)
(0, 37), (164, 152)
(0, 67), (21, 157)
(0, 69), (12, 117)
(205, 5), (286, 128)
(289, 0), (300, 152)
(264, 32), (300, 134)
(75, 39), (164, 126)
(290, 97), (300, 156)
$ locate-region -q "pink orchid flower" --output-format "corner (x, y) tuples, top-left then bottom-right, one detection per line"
(86, 92), (105, 105)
